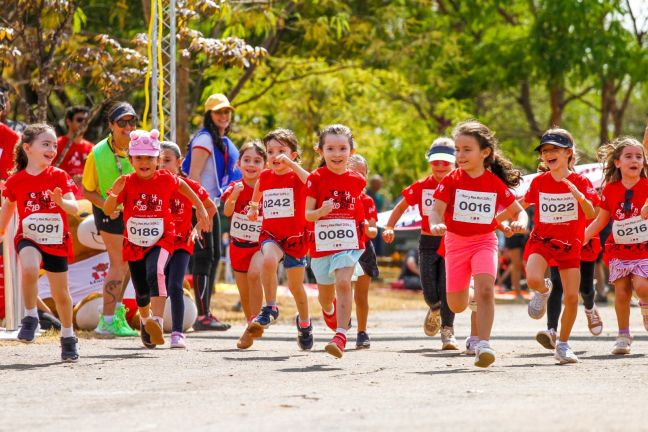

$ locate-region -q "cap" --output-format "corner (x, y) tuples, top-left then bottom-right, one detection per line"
(534, 133), (573, 152)
(109, 102), (137, 122)
(129, 129), (161, 157)
(426, 144), (456, 163)
(204, 94), (234, 112)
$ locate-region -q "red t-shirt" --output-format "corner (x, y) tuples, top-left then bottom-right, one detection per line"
(403, 175), (441, 233)
(56, 136), (93, 177)
(434, 169), (515, 236)
(524, 171), (600, 243)
(600, 178), (648, 262)
(116, 171), (179, 261)
(222, 179), (262, 244)
(169, 176), (209, 254)
(306, 167), (366, 257)
(360, 193), (377, 221)
(258, 169), (307, 241)
(0, 123), (19, 180)
(3, 166), (77, 258)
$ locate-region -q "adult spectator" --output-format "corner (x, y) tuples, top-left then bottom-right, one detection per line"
(0, 87), (26, 133)
(399, 248), (422, 291)
(184, 93), (241, 331)
(81, 101), (138, 337)
(57, 106), (93, 198)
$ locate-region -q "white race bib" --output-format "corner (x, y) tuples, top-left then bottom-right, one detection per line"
(314, 219), (359, 252)
(22, 213), (63, 245)
(263, 188), (294, 219)
(452, 189), (496, 224)
(613, 216), (648, 245)
(421, 189), (436, 215)
(230, 212), (262, 242)
(127, 217), (163, 247)
(539, 193), (577, 223)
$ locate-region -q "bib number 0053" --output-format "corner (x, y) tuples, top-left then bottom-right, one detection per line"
(230, 213), (262, 242)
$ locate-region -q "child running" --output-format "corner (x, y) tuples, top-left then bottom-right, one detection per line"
(383, 137), (458, 350)
(306, 124), (367, 358)
(429, 120), (526, 367)
(221, 141), (266, 349)
(158, 141), (217, 349)
(0, 124), (79, 361)
(520, 129), (598, 364)
(246, 129), (312, 350)
(585, 137), (648, 355)
(103, 129), (209, 348)
(348, 154), (378, 349)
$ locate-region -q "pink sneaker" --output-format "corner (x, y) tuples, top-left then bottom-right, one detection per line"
(325, 332), (347, 358)
(170, 332), (186, 349)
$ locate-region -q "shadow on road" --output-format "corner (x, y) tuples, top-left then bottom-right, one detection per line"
(277, 364), (343, 373)
(224, 355), (291, 362)
(0, 361), (63, 371)
(412, 368), (501, 375)
(579, 353), (645, 360)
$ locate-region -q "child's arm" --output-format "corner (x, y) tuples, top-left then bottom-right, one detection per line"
(382, 199), (409, 243)
(178, 179), (210, 232)
(49, 188), (79, 215)
(495, 200), (528, 235)
(0, 199), (17, 239)
(247, 181), (262, 221)
(305, 196), (333, 222)
(103, 176), (127, 215)
(428, 199), (448, 236)
(223, 183), (244, 217)
(204, 197), (217, 221)
(562, 178), (596, 219)
(277, 154), (310, 184)
(584, 209), (610, 244)
(365, 217), (378, 239)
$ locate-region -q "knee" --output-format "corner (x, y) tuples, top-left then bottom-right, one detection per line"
(563, 291), (579, 306)
(526, 274), (545, 290)
(21, 265), (40, 280)
(262, 256), (277, 272)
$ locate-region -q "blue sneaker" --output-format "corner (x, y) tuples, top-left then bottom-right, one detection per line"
(17, 316), (40, 343)
(295, 315), (313, 351)
(60, 336), (79, 362)
(356, 331), (370, 349)
(250, 306), (279, 332)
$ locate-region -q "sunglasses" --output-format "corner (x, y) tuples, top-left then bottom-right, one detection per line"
(430, 160), (452, 167)
(623, 189), (634, 213)
(115, 118), (138, 128)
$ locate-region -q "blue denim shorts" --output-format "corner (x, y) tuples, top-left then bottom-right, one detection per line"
(260, 239), (307, 269)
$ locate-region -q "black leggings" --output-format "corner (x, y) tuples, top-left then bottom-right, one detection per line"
(419, 235), (455, 328)
(165, 250), (190, 333)
(547, 261), (595, 330)
(192, 211), (221, 316)
(128, 246), (170, 308)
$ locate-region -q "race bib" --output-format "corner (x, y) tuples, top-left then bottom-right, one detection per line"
(539, 193), (577, 223)
(421, 189), (436, 215)
(452, 189), (496, 224)
(127, 217), (163, 247)
(263, 188), (294, 219)
(613, 216), (648, 245)
(314, 219), (359, 252)
(230, 212), (262, 242)
(22, 213), (63, 245)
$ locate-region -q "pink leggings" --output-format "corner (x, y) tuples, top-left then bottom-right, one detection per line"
(444, 231), (498, 293)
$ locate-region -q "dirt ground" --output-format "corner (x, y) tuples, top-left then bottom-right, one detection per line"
(1, 302), (647, 431)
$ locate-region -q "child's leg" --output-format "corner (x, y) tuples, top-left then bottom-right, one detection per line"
(246, 250), (264, 319)
(166, 250), (190, 333)
(473, 274), (495, 341)
(100, 232), (129, 317)
(286, 266), (309, 322)
(613, 277), (632, 331)
(447, 290), (470, 314)
(631, 274), (648, 302)
(333, 266), (355, 332)
(580, 261), (596, 310)
(46, 271), (73, 331)
(547, 266), (563, 330)
(234, 271), (252, 320)
(18, 247), (41, 312)
(146, 248), (170, 319)
(318, 284), (335, 312)
(436, 257), (454, 328)
(526, 254), (550, 293)
(558, 267), (581, 342)
(260, 242), (283, 304)
(354, 275), (370, 332)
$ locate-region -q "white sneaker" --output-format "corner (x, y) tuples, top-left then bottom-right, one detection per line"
(611, 335), (632, 355)
(535, 328), (557, 350)
(554, 342), (579, 364)
(465, 336), (478, 355)
(474, 341), (496, 368)
(528, 278), (552, 319)
(585, 306), (603, 336)
(440, 326), (459, 350)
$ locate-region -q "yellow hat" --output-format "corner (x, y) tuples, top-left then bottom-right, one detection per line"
(204, 93), (234, 112)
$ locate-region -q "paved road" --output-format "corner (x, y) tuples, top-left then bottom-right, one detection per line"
(1, 303), (647, 431)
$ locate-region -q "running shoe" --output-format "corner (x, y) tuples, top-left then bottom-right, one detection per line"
(193, 314), (231, 331)
(440, 326), (459, 350)
(325, 332), (347, 358)
(139, 321), (156, 349)
(249, 305), (279, 333)
(38, 310), (61, 331)
(585, 306), (603, 336)
(554, 342), (579, 364)
(641, 303), (648, 331)
(464, 336), (479, 355)
(94, 314), (114, 336)
(113, 304), (138, 337)
(322, 298), (337, 331)
(296, 316), (314, 351)
(424, 307), (441, 337)
(170, 332), (187, 349)
(60, 336), (79, 362)
(237, 327), (256, 349)
(474, 340), (495, 368)
(144, 318), (165, 346)
(17, 316), (40, 343)
(535, 328), (557, 350)
(611, 335), (632, 355)
(356, 331), (371, 349)
(528, 278), (552, 319)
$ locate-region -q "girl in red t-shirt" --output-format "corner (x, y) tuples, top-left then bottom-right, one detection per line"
(245, 129), (312, 350)
(585, 137), (648, 355)
(519, 129), (598, 364)
(306, 124), (367, 358)
(104, 130), (209, 349)
(383, 137), (459, 351)
(0, 124), (79, 361)
(158, 141), (216, 349)
(221, 141), (266, 349)
(430, 120), (527, 368)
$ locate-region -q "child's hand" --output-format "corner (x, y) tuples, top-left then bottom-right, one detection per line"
(498, 224), (513, 238)
(110, 176), (127, 195)
(47, 187), (63, 206)
(275, 154), (294, 170)
(247, 206), (259, 221)
(109, 210), (121, 220)
(509, 221), (527, 234)
(430, 223), (447, 236)
(196, 207), (210, 232)
(189, 227), (203, 246)
(641, 203), (648, 220)
(561, 178), (585, 202)
(231, 182), (244, 199)
(319, 199), (334, 218)
(383, 227), (395, 243)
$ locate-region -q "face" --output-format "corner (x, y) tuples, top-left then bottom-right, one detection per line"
(239, 148), (266, 180)
(131, 155), (158, 178)
(348, 160), (367, 177)
(210, 108), (232, 134)
(67, 112), (88, 135)
(266, 139), (297, 170)
(454, 135), (490, 171)
(614, 145), (645, 179)
(539, 144), (571, 171)
(158, 149), (181, 174)
(24, 130), (58, 167)
(110, 115), (137, 146)
(429, 159), (454, 180)
(321, 134), (353, 172)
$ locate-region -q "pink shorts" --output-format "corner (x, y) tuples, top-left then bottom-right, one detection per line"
(444, 231), (498, 293)
(608, 258), (648, 283)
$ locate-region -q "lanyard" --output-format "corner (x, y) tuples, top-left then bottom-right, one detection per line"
(109, 135), (124, 176)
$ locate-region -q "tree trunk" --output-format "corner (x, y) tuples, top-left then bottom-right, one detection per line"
(599, 77), (614, 146)
(549, 84), (564, 128)
(516, 80), (542, 138)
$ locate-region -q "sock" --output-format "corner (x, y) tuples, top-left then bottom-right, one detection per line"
(104, 315), (114, 324)
(26, 307), (38, 319)
(298, 315), (311, 328)
(557, 339), (568, 345)
(335, 327), (347, 335)
(478, 339), (490, 345)
(266, 300), (277, 307)
(140, 314), (151, 324)
(585, 307), (593, 314)
(323, 304), (335, 316)
(61, 327), (74, 338)
(153, 316), (164, 327)
(619, 328), (631, 336)
(116, 302), (123, 310)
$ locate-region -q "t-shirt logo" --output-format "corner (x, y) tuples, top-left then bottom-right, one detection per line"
(133, 193), (163, 212)
(170, 198), (184, 215)
(25, 191), (55, 212)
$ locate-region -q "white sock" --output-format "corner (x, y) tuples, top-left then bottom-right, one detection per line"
(104, 315), (114, 324)
(116, 302), (123, 309)
(153, 316), (164, 327)
(585, 307), (593, 313)
(557, 339), (568, 345)
(335, 327), (347, 335)
(478, 339), (490, 345)
(61, 327), (74, 338)
(324, 304), (335, 315)
(26, 307), (39, 318)
(140, 314), (151, 324)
